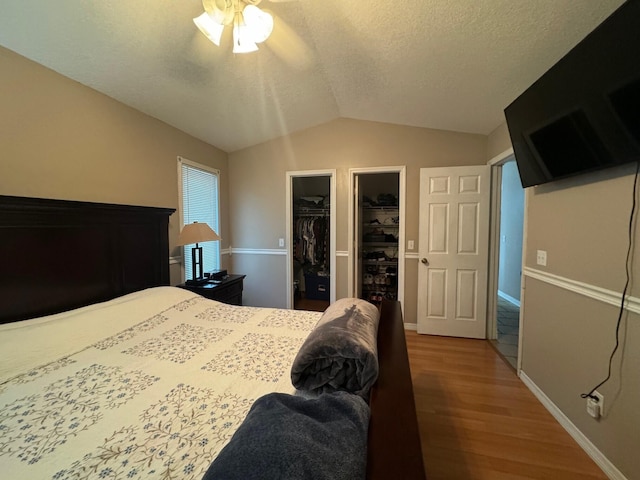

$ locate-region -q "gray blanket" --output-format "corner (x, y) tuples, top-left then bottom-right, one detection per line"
(291, 298), (380, 397)
(201, 391), (370, 480)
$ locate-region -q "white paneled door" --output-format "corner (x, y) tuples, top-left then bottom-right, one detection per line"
(417, 166), (490, 338)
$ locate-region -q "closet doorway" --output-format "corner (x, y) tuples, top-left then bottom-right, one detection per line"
(285, 170), (336, 311)
(348, 167), (406, 308)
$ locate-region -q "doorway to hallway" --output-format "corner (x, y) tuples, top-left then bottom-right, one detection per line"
(495, 296), (520, 368)
(490, 158), (524, 369)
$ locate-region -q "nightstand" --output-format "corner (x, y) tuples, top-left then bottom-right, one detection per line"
(178, 274), (246, 305)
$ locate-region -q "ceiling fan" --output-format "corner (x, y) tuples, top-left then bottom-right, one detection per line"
(194, 0), (283, 54)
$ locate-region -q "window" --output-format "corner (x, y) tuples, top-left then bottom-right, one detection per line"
(178, 157), (220, 280)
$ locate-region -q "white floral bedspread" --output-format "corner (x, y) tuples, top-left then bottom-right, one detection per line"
(0, 287), (322, 480)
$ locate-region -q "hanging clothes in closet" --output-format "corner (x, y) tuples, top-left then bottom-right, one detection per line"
(292, 194), (331, 304)
(293, 214), (328, 269)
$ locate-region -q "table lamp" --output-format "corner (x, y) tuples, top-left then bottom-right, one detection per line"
(177, 221), (220, 285)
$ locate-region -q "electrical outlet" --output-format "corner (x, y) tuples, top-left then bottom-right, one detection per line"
(593, 391), (604, 416)
(536, 250), (547, 266)
(586, 391), (604, 419)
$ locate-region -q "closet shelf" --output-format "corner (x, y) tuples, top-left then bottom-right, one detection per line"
(363, 206), (398, 211)
(295, 209), (330, 216)
(363, 260), (398, 266)
(362, 286), (397, 292)
(360, 190), (399, 304)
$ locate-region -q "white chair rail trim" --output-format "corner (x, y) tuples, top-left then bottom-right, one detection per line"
(229, 248), (422, 259)
(231, 248), (287, 255)
(523, 267), (640, 315)
(171, 249), (231, 264)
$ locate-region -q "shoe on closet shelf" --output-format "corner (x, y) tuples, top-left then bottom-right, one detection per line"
(365, 251), (386, 261)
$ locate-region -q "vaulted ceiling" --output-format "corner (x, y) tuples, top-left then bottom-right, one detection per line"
(0, 0), (625, 152)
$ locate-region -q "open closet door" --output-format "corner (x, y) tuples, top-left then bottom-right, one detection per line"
(353, 174), (364, 300)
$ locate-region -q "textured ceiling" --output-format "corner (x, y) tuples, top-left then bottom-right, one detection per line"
(0, 0), (626, 152)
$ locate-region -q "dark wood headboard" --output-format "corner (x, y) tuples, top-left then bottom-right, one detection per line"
(0, 195), (175, 324)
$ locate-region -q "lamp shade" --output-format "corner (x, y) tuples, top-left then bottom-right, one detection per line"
(176, 222), (220, 246)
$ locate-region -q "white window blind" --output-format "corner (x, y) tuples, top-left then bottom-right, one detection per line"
(179, 158), (220, 280)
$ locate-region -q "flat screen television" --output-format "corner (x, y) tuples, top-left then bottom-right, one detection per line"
(504, 0), (640, 188)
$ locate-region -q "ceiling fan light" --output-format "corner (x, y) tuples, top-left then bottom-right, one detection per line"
(242, 5), (273, 43)
(203, 0), (234, 25)
(233, 22), (259, 53)
(193, 12), (224, 46)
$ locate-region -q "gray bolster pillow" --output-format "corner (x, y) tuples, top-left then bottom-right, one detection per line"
(291, 297), (380, 397)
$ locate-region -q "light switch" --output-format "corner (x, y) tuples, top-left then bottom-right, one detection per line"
(408, 240), (414, 250)
(536, 250), (547, 266)
(278, 238), (285, 247)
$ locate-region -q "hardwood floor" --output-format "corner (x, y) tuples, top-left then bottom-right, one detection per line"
(294, 296), (330, 312)
(405, 331), (607, 480)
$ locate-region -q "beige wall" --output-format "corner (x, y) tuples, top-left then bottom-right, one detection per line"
(486, 121), (511, 160)
(526, 164), (640, 288)
(523, 165), (639, 478)
(489, 121), (639, 478)
(0, 46), (230, 284)
(523, 279), (639, 478)
(6, 38), (635, 475)
(228, 117), (487, 319)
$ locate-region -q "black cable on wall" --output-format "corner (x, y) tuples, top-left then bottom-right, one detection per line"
(581, 159), (640, 401)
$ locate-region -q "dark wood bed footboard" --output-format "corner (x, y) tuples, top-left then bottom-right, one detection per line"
(367, 299), (426, 479)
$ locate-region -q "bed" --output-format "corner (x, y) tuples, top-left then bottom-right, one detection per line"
(0, 195), (425, 480)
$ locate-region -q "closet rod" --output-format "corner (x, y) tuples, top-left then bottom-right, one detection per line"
(295, 211), (329, 217)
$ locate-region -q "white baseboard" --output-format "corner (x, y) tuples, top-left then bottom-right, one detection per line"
(497, 290), (520, 307)
(519, 371), (626, 480)
(404, 322), (417, 331)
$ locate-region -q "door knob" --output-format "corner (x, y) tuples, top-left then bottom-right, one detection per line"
(421, 258), (429, 265)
